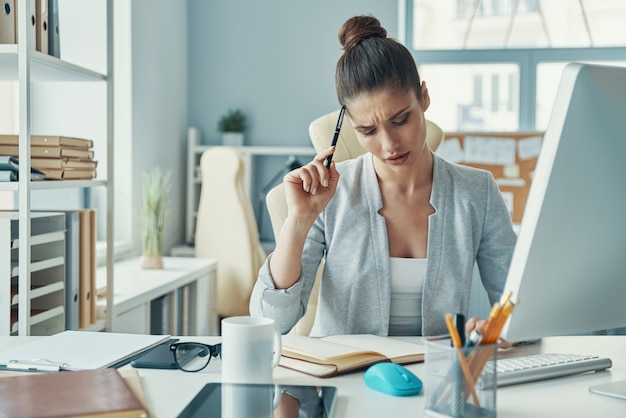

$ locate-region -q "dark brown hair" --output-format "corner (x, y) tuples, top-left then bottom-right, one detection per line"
(336, 15), (422, 106)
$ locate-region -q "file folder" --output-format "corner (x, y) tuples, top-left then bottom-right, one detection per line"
(47, 0), (59, 57)
(0, 0), (16, 44)
(13, 0), (37, 47)
(79, 209), (94, 328)
(35, 0), (47, 53)
(64, 211), (81, 330)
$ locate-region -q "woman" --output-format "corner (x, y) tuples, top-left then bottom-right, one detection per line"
(250, 15), (516, 338)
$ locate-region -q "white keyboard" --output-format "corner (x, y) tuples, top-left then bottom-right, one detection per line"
(495, 353), (612, 387)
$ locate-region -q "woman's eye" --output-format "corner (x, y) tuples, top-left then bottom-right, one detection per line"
(393, 114), (410, 126)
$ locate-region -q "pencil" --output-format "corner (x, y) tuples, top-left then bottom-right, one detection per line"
(443, 313), (481, 408)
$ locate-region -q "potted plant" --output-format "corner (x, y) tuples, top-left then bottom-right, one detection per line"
(140, 167), (172, 269)
(218, 108), (248, 146)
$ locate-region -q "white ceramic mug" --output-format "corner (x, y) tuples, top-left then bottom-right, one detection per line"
(221, 316), (282, 383)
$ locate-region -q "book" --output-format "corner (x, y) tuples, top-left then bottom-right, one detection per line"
(280, 334), (426, 378)
(0, 134), (94, 148)
(31, 157), (98, 170)
(0, 368), (148, 418)
(41, 168), (97, 180)
(0, 145), (94, 160)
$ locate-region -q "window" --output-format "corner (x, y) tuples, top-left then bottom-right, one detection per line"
(406, 0), (626, 131)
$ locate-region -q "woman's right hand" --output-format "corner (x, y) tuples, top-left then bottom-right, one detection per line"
(282, 146), (340, 222)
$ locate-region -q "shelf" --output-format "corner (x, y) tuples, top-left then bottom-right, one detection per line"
(10, 256), (65, 278)
(192, 145), (316, 156)
(11, 281), (65, 305)
(12, 231), (65, 249)
(0, 179), (107, 192)
(11, 305), (65, 333)
(0, 46), (106, 82)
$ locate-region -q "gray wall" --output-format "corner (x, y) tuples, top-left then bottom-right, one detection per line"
(130, 0), (188, 252)
(186, 0), (398, 241)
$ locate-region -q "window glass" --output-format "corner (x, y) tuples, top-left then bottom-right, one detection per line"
(419, 63), (519, 131)
(536, 61), (626, 130)
(413, 0), (626, 49)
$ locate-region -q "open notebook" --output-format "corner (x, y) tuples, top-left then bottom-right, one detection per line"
(280, 334), (425, 378)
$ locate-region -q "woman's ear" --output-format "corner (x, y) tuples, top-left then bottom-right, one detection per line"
(421, 81), (431, 112)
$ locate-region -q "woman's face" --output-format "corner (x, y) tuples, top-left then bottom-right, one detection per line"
(346, 84), (430, 172)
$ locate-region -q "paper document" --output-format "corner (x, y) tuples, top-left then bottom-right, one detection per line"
(0, 331), (169, 371)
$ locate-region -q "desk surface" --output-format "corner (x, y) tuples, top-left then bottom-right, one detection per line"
(1, 335), (625, 417)
(96, 256), (216, 312)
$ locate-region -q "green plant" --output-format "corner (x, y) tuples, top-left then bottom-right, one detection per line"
(217, 108), (248, 133)
(140, 167), (172, 257)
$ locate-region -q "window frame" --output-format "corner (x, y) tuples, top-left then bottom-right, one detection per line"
(404, 0), (626, 131)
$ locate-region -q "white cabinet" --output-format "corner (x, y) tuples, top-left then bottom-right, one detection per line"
(0, 1), (113, 335)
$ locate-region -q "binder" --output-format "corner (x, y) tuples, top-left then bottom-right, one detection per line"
(89, 209), (97, 323)
(79, 209), (93, 328)
(35, 0), (47, 53)
(64, 211), (80, 330)
(47, 0), (59, 57)
(0, 0), (16, 44)
(13, 0), (37, 47)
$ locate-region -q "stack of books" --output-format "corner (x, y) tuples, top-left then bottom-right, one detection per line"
(0, 135), (97, 180)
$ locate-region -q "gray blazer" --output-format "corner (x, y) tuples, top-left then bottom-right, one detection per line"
(250, 152), (516, 337)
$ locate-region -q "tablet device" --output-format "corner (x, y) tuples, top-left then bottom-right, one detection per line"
(130, 338), (179, 369)
(177, 382), (337, 418)
(589, 380), (626, 401)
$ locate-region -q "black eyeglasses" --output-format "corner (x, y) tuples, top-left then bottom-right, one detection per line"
(169, 342), (222, 372)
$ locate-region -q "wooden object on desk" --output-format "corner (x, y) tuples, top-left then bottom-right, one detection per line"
(0, 369), (148, 418)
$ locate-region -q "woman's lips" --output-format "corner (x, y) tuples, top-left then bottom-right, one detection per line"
(386, 152), (409, 165)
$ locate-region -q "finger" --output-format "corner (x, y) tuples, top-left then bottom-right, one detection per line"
(498, 338), (513, 350)
(465, 317), (484, 335)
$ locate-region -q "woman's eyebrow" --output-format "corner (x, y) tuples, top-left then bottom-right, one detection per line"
(353, 106), (412, 130)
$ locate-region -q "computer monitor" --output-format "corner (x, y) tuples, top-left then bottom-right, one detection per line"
(502, 63), (626, 342)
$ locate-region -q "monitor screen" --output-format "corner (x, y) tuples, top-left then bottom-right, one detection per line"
(502, 63), (626, 342)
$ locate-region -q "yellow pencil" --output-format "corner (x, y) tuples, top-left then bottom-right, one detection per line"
(443, 313), (481, 408)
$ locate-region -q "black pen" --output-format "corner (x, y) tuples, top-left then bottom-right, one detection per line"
(325, 105), (346, 168)
(453, 313), (466, 347)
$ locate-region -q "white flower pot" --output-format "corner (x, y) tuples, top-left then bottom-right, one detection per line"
(222, 132), (244, 147)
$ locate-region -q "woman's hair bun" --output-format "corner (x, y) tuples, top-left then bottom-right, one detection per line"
(339, 15), (387, 51)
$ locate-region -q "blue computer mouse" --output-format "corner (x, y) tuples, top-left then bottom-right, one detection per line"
(363, 362), (423, 396)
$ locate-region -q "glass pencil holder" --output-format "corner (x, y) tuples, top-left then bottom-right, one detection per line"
(424, 337), (498, 418)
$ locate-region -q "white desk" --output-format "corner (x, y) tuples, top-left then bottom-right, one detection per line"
(96, 257), (218, 335)
(1, 336), (624, 417)
(134, 336), (626, 417)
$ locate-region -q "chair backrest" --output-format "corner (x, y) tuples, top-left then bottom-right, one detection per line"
(195, 147), (266, 318)
(265, 112), (444, 335)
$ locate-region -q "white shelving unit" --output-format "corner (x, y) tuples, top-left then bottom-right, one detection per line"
(0, 0), (114, 336)
(0, 212), (67, 335)
(181, 131), (316, 254)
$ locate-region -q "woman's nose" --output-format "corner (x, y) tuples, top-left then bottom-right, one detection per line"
(379, 128), (400, 153)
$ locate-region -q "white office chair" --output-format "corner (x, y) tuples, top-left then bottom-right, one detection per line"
(265, 111), (444, 335)
(195, 147), (266, 319)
